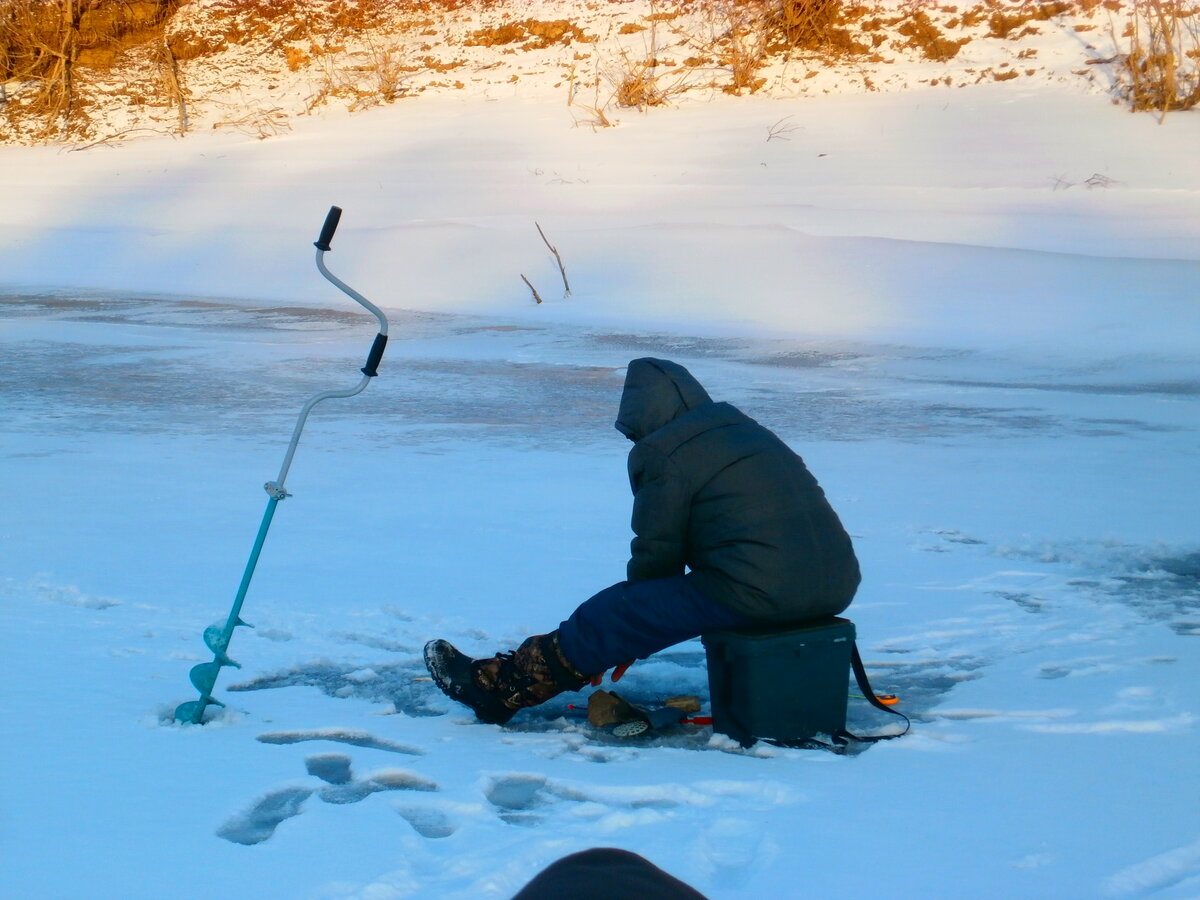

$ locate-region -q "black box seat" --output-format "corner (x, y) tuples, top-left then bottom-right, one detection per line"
(702, 617), (855, 747)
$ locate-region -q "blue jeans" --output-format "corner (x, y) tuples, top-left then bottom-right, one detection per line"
(556, 575), (751, 676)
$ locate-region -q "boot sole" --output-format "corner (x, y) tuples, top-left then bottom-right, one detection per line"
(423, 639), (468, 700)
(423, 639), (517, 726)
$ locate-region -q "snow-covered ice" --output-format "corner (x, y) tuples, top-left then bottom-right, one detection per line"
(2, 23), (1199, 899)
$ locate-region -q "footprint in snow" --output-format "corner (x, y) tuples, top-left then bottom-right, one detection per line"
(216, 786), (313, 846)
(698, 818), (766, 889)
(1102, 834), (1200, 898)
(396, 805), (458, 839)
(257, 727), (426, 756)
(305, 752), (353, 784)
(217, 753), (437, 845)
(486, 774), (551, 827)
(483, 773), (700, 828)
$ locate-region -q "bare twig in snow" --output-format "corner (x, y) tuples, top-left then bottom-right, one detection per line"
(766, 115), (800, 141)
(520, 274), (544, 305)
(535, 222), (571, 298)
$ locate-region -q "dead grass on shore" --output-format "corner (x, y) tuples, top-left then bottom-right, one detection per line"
(1, 1), (1193, 145)
(1118, 0), (1200, 118)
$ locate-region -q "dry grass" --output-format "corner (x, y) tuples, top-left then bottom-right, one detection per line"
(565, 59), (616, 128)
(698, 0), (771, 94)
(1119, 0), (1200, 117)
(610, 48), (668, 107)
(770, 0), (871, 53)
(212, 104), (290, 139)
(157, 33), (187, 132)
(466, 18), (594, 50)
(606, 11), (693, 109)
(1, 0), (178, 138)
(682, 0), (877, 62)
(895, 9), (970, 61)
(724, 25), (769, 93)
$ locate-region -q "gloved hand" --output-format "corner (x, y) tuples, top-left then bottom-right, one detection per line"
(588, 660), (634, 687)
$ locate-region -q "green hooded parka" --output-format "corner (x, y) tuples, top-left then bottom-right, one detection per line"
(615, 357), (860, 623)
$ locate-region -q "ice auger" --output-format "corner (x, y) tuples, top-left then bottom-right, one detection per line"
(175, 206), (389, 725)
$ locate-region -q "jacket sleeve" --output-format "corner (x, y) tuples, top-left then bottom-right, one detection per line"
(626, 445), (691, 582)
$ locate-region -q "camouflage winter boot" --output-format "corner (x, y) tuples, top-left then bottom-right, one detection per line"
(424, 632), (589, 725)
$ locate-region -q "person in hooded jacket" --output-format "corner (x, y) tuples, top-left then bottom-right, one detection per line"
(424, 357), (860, 725)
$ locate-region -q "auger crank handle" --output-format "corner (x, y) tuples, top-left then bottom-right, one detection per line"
(362, 331), (388, 377)
(314, 205), (343, 252)
(312, 205), (388, 375)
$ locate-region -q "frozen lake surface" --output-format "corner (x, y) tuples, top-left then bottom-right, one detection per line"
(2, 281), (1198, 898)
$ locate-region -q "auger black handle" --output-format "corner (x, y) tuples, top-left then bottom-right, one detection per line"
(362, 332), (388, 377)
(314, 206), (343, 251)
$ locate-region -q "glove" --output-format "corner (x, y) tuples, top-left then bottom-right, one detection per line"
(588, 660), (634, 687)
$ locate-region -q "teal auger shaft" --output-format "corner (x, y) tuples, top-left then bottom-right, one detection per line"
(175, 497), (279, 725)
(175, 206), (389, 725)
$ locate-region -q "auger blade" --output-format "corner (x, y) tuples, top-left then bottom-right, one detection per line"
(201, 632), (241, 669)
(203, 624), (229, 655)
(174, 699), (205, 724)
(204, 619), (252, 654)
(175, 695), (226, 725)
(175, 699), (208, 724)
(189, 661), (223, 695)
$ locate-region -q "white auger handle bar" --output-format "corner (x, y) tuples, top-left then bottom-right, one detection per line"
(269, 206), (390, 495)
(315, 206), (389, 375)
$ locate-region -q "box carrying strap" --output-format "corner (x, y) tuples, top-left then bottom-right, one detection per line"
(846, 642), (911, 739)
(765, 640), (911, 754)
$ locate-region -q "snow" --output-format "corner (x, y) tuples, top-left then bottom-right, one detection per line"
(2, 5), (1200, 898)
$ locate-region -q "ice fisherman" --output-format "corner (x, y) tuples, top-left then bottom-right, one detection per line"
(424, 357), (860, 724)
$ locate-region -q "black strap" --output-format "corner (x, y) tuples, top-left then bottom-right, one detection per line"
(764, 734), (854, 755)
(765, 640), (910, 752)
(846, 641), (910, 739)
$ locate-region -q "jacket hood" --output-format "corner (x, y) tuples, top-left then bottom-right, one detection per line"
(615, 358), (713, 442)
